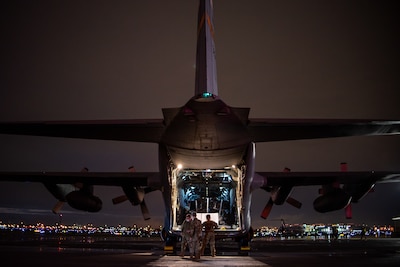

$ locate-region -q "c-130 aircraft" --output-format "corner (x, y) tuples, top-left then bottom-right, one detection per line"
(0, 0), (399, 253)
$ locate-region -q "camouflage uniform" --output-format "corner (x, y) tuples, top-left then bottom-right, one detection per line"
(201, 216), (218, 256)
(191, 213), (203, 260)
(180, 215), (194, 258)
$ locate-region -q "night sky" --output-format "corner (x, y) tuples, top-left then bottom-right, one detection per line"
(1, 0), (399, 228)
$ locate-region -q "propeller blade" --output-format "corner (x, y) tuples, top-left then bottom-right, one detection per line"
(281, 167), (302, 209)
(341, 162), (353, 219)
(286, 197), (302, 209)
(260, 198), (274, 219)
(112, 195), (129, 205)
(345, 204), (352, 219)
(52, 201), (65, 214)
(140, 200), (151, 220)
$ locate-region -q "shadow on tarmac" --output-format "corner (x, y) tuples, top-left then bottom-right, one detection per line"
(1, 237), (400, 266)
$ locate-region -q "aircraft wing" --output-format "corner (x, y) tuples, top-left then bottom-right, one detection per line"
(254, 170), (400, 219)
(0, 171), (160, 187)
(247, 119), (400, 142)
(256, 171), (400, 188)
(0, 119), (165, 143)
(0, 171), (160, 219)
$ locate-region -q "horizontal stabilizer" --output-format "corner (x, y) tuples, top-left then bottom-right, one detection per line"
(0, 119), (165, 143)
(248, 119), (400, 142)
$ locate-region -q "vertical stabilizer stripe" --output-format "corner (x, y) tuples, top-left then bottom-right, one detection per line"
(195, 0), (218, 97)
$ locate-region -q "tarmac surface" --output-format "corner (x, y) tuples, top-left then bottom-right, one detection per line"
(1, 236), (400, 266)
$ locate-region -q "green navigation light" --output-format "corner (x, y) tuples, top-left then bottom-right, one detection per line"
(202, 92), (213, 98)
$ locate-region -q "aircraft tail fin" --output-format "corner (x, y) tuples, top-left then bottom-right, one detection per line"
(195, 0), (218, 97)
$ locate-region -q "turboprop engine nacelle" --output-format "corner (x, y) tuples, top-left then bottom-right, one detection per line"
(313, 188), (351, 213)
(65, 190), (102, 212)
(44, 183), (102, 213)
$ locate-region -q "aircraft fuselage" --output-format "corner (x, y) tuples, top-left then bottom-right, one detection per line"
(158, 96), (256, 245)
(161, 95), (251, 169)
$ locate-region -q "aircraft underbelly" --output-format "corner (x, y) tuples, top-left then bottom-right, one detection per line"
(167, 145), (247, 169)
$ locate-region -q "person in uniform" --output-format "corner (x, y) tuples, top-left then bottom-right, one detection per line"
(191, 211), (202, 260)
(180, 213), (194, 258)
(201, 214), (218, 256)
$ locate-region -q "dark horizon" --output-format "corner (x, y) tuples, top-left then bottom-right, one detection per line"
(1, 214), (397, 229)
